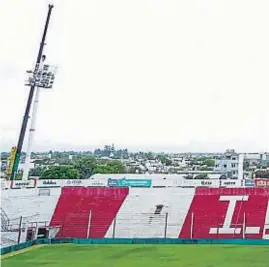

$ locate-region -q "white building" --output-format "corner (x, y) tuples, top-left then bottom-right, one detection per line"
(214, 149), (244, 179)
(244, 153), (260, 166)
(260, 153), (269, 168)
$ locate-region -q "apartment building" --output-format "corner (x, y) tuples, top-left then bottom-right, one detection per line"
(214, 149), (244, 179)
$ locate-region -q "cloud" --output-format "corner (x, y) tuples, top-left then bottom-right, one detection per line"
(0, 0), (268, 153)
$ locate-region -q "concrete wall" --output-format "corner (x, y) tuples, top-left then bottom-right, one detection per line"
(1, 187), (269, 248)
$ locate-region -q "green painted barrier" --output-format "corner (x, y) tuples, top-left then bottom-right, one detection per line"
(1, 238), (49, 255)
(73, 238), (269, 245)
(2, 238), (269, 255)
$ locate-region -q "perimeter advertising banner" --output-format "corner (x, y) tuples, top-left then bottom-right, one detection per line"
(36, 179), (107, 188)
(173, 179), (220, 188)
(219, 180), (244, 187)
(11, 180), (36, 189)
(86, 180), (107, 187)
(244, 179), (255, 187)
(62, 179), (83, 187)
(107, 178), (152, 188)
(37, 179), (62, 188)
(254, 178), (269, 187)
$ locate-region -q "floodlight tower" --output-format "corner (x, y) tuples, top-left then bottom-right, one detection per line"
(10, 4), (55, 180)
(22, 57), (57, 181)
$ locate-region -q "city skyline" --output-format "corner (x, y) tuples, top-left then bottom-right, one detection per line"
(1, 138), (268, 154)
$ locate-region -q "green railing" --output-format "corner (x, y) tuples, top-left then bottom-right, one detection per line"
(2, 238), (269, 255)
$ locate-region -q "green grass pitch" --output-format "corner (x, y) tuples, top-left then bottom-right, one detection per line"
(2, 244), (269, 267)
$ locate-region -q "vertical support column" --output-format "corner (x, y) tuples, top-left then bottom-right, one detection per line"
(262, 196), (269, 239)
(22, 87), (41, 181)
(242, 212), (246, 239)
(34, 222), (39, 240)
(17, 216), (23, 244)
(164, 212), (168, 238)
(86, 211), (91, 238)
(190, 212), (194, 239)
(112, 216), (117, 238)
(238, 154), (244, 180)
(61, 213), (66, 238)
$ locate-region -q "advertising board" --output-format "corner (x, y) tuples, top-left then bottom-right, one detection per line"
(151, 178), (173, 187)
(11, 180), (36, 189)
(86, 180), (107, 187)
(107, 178), (119, 187)
(244, 179), (255, 187)
(62, 179), (83, 187)
(37, 179), (62, 188)
(107, 178), (152, 187)
(254, 178), (269, 187)
(36, 179), (107, 188)
(173, 179), (219, 188)
(220, 180), (243, 187)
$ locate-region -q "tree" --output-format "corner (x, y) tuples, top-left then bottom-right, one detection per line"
(243, 161), (250, 170)
(93, 160), (126, 174)
(33, 159), (51, 165)
(74, 156), (97, 178)
(73, 156), (127, 177)
(157, 155), (172, 166)
(40, 166), (79, 179)
(93, 149), (102, 157)
(29, 166), (44, 177)
(203, 159), (215, 167)
(194, 173), (208, 179)
(15, 170), (23, 180)
(184, 174), (194, 179)
(255, 170), (269, 179)
(128, 166), (139, 174)
(145, 152), (155, 160)
(107, 160), (126, 173)
(198, 166), (213, 171)
(56, 157), (72, 165)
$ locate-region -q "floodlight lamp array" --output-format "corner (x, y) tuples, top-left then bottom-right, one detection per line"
(25, 63), (57, 89)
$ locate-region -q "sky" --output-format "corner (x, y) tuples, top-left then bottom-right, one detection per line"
(0, 0), (269, 153)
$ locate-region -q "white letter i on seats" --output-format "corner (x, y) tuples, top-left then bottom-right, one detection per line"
(209, 195), (248, 235)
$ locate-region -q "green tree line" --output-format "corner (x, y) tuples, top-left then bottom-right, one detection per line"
(30, 156), (126, 179)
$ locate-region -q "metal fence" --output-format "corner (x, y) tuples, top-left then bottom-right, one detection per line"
(55, 211), (269, 240)
(1, 209), (269, 248)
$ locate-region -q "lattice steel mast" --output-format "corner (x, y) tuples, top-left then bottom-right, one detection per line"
(10, 4), (55, 180)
